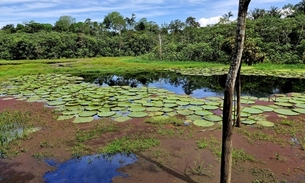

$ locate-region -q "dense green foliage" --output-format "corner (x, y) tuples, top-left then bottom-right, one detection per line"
(1, 1), (305, 64)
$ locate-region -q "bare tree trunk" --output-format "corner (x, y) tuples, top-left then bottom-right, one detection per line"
(236, 64), (241, 127)
(220, 0), (251, 183)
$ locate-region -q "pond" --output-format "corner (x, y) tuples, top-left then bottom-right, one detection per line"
(77, 71), (305, 98)
(44, 153), (137, 183)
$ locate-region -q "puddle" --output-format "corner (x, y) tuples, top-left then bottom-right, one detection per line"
(44, 153), (138, 183)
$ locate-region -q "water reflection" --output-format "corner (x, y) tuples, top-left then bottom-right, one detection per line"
(44, 153), (137, 183)
(77, 72), (305, 98)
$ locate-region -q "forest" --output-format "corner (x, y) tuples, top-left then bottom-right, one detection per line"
(0, 1), (305, 65)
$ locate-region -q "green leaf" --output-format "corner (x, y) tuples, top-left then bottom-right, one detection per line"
(193, 120), (214, 127)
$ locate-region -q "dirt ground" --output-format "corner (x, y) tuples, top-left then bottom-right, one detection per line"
(1, 98), (305, 183)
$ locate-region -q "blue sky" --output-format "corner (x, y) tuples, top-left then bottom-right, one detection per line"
(0, 0), (300, 28)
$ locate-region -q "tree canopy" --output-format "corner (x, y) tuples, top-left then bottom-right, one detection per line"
(0, 1), (304, 64)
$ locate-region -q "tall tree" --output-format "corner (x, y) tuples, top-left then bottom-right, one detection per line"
(185, 16), (200, 28)
(103, 12), (126, 34)
(220, 0), (251, 183)
(54, 16), (76, 32)
(125, 13), (136, 30)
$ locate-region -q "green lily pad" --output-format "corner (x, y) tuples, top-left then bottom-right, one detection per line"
(257, 120), (274, 127)
(274, 102), (293, 107)
(204, 114), (222, 122)
(129, 107), (146, 112)
(176, 101), (189, 106)
(193, 120), (214, 127)
(189, 101), (205, 106)
(146, 107), (162, 112)
(73, 117), (94, 123)
(251, 105), (274, 112)
(295, 103), (305, 109)
(78, 111), (97, 117)
(242, 107), (263, 114)
(85, 106), (100, 111)
(97, 111), (116, 117)
(113, 116), (131, 122)
(177, 110), (193, 116)
(186, 115), (202, 120)
(47, 100), (66, 106)
(62, 110), (79, 116)
(163, 103), (177, 108)
(241, 120), (256, 125)
(288, 99), (305, 104)
(166, 112), (177, 116)
(273, 109), (299, 116)
(148, 111), (164, 116)
(204, 101), (220, 106)
(292, 108), (305, 114)
(202, 105), (219, 110)
(195, 110), (213, 116)
(162, 108), (174, 112)
(188, 106), (202, 111)
(57, 115), (74, 121)
(128, 112), (148, 118)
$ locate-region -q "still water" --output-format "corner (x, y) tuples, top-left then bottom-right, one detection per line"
(77, 71), (305, 98)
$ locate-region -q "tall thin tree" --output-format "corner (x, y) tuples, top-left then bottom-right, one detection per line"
(220, 0), (251, 183)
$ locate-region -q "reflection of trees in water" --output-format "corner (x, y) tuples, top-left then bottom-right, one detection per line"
(77, 72), (305, 96)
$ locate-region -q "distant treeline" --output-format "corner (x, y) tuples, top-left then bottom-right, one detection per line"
(1, 1), (305, 64)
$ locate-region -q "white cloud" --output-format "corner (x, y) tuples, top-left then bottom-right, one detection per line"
(0, 0), (301, 29)
(199, 16), (221, 27)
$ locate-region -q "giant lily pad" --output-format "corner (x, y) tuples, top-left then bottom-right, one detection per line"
(257, 120), (274, 127)
(251, 105), (274, 112)
(292, 108), (305, 114)
(186, 115), (202, 120)
(78, 111), (97, 117)
(202, 105), (219, 110)
(274, 102), (293, 107)
(193, 120), (214, 127)
(128, 112), (148, 118)
(195, 110), (213, 116)
(273, 109), (299, 116)
(241, 120), (256, 125)
(57, 115), (74, 121)
(177, 110), (193, 116)
(242, 107), (263, 114)
(113, 116), (131, 122)
(204, 114), (222, 122)
(73, 117), (94, 123)
(47, 101), (66, 106)
(129, 107), (146, 112)
(97, 111), (116, 117)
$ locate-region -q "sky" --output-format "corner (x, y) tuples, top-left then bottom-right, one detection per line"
(0, 0), (301, 28)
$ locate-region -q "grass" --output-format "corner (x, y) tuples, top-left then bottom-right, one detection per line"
(187, 159), (213, 177)
(0, 109), (32, 158)
(99, 134), (160, 155)
(75, 120), (119, 142)
(2, 56), (304, 83)
(144, 116), (184, 126)
(196, 136), (257, 164)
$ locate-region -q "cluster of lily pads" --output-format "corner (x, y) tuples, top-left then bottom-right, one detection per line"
(167, 68), (305, 79)
(0, 74), (305, 127)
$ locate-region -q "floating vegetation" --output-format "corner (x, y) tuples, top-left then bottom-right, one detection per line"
(1, 74), (305, 126)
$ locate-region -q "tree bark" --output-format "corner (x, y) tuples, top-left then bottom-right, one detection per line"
(236, 64), (241, 127)
(220, 0), (251, 183)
